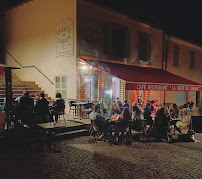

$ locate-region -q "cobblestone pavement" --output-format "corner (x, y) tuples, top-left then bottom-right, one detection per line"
(0, 134), (202, 179)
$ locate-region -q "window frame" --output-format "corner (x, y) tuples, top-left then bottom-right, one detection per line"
(138, 31), (151, 62)
(189, 50), (196, 70)
(172, 45), (180, 67)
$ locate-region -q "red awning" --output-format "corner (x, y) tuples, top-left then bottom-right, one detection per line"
(84, 59), (202, 91)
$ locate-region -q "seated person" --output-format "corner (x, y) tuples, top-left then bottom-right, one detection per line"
(117, 107), (131, 128)
(169, 103), (179, 118)
(50, 93), (65, 122)
(115, 108), (131, 138)
(132, 105), (144, 121)
(136, 96), (142, 105)
(89, 105), (109, 133)
(143, 103), (153, 128)
(107, 103), (122, 118)
(131, 105), (145, 131)
(34, 93), (49, 122)
(116, 100), (123, 112)
(123, 99), (129, 109)
(169, 103), (182, 134)
(34, 93), (40, 106)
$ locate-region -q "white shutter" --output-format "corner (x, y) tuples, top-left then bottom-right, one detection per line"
(55, 75), (67, 100)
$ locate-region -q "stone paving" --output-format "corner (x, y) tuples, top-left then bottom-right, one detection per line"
(0, 133), (202, 179)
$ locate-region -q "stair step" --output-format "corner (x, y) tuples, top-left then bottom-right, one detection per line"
(0, 93), (48, 98)
(0, 72), (51, 104)
(0, 90), (44, 94)
(55, 129), (89, 137)
(1, 84), (39, 88)
(0, 85), (41, 91)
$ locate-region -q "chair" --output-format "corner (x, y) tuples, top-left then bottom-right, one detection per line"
(130, 120), (147, 141)
(68, 100), (77, 118)
(82, 103), (94, 119)
(52, 100), (66, 123)
(88, 120), (105, 144)
(115, 121), (133, 145)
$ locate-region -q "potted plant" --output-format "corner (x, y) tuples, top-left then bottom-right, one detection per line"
(197, 98), (202, 115)
(102, 97), (113, 114)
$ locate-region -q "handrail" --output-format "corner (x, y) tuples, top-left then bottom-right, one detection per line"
(3, 48), (54, 85)
(23, 66), (54, 85)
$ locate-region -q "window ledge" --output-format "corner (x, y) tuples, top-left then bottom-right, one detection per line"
(172, 64), (180, 68)
(189, 67), (196, 70)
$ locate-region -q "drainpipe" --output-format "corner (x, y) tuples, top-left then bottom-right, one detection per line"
(165, 34), (171, 71)
(161, 32), (165, 104)
(163, 34), (171, 104)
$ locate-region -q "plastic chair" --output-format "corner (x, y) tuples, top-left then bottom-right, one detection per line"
(68, 100), (77, 118)
(82, 103), (94, 119)
(52, 100), (66, 124)
(130, 119), (147, 141)
(115, 120), (133, 145)
(89, 120), (105, 144)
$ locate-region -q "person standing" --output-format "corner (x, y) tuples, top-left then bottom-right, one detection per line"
(18, 91), (34, 126)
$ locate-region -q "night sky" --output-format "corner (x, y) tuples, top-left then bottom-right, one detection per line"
(90, 0), (202, 46)
(1, 0), (202, 46)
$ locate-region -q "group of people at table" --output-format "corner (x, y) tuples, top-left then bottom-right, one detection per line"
(6, 91), (65, 127)
(89, 98), (194, 141)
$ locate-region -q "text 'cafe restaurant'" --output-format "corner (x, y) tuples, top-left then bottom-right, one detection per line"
(80, 59), (202, 110)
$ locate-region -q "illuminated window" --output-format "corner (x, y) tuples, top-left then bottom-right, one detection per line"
(189, 51), (195, 69)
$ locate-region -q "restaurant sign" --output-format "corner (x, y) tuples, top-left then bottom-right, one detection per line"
(56, 17), (74, 57)
(126, 83), (202, 91)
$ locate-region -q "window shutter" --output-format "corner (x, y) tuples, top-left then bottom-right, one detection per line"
(54, 75), (67, 100)
(124, 30), (130, 58)
(173, 46), (179, 66)
(104, 24), (113, 56)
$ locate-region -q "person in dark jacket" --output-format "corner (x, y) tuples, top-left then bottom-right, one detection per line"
(154, 107), (170, 141)
(18, 91), (34, 126)
(35, 93), (49, 122)
(50, 93), (65, 122)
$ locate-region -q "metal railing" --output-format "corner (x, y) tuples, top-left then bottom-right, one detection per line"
(3, 48), (54, 85)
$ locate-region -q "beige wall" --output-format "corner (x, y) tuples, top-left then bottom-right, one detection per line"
(166, 38), (202, 107)
(2, 0), (77, 100)
(77, 0), (163, 69)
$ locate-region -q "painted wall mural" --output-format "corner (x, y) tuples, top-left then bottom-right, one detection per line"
(56, 17), (74, 57)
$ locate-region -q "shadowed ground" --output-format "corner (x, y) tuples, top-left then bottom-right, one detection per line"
(0, 130), (202, 179)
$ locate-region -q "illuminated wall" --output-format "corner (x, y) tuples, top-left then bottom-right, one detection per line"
(2, 0), (77, 100)
(166, 38), (202, 109)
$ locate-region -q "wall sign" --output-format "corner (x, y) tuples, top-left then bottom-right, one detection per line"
(56, 17), (74, 57)
(126, 83), (202, 91)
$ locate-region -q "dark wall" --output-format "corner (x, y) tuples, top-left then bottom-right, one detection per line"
(192, 116), (202, 133)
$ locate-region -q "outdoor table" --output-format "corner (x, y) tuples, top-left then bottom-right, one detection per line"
(72, 102), (90, 119)
(36, 122), (66, 156)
